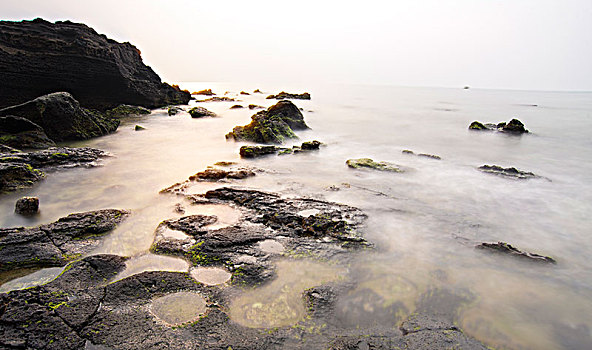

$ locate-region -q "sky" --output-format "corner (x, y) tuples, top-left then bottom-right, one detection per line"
(1, 0), (591, 91)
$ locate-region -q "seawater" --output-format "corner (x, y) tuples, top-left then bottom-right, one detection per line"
(1, 83), (591, 349)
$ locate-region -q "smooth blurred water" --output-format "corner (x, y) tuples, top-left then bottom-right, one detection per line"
(1, 83), (591, 349)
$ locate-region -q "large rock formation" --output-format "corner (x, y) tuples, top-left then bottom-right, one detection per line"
(226, 100), (308, 144)
(0, 18), (190, 110)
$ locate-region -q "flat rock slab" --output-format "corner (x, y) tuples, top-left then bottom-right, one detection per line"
(478, 165), (540, 179)
(346, 158), (404, 173)
(0, 209), (129, 271)
(477, 241), (556, 264)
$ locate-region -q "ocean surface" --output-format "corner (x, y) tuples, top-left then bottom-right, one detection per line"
(1, 83), (591, 349)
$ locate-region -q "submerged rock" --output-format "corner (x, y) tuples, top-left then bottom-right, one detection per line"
(240, 91), (250, 95)
(0, 18), (189, 110)
(160, 163), (256, 194)
(188, 106), (217, 118)
(266, 91), (311, 100)
(105, 104), (151, 118)
(230, 104), (244, 109)
(0, 146), (107, 193)
(248, 104), (264, 110)
(476, 242), (556, 264)
(240, 145), (285, 158)
(226, 100), (308, 144)
(0, 115), (56, 149)
(469, 118), (529, 133)
(0, 92), (119, 142)
(478, 165), (539, 179)
(301, 140), (322, 150)
(192, 89), (216, 96)
(402, 150), (441, 160)
(14, 196), (39, 215)
(346, 158), (403, 172)
(134, 125), (145, 131)
(253, 89), (263, 93)
(0, 209), (129, 270)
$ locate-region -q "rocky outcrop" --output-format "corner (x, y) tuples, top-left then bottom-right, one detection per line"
(266, 91), (311, 100)
(226, 100), (309, 144)
(0, 92), (119, 142)
(476, 242), (556, 264)
(478, 165), (539, 179)
(14, 196), (39, 215)
(0, 146), (107, 193)
(346, 158), (404, 172)
(0, 115), (55, 149)
(469, 118), (529, 133)
(0, 209), (129, 271)
(0, 18), (190, 110)
(188, 106), (217, 118)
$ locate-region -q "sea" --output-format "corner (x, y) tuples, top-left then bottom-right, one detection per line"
(1, 83), (591, 349)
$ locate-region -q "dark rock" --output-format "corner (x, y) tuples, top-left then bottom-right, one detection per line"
(346, 158), (403, 172)
(476, 242), (556, 264)
(188, 106), (217, 118)
(167, 106), (183, 116)
(230, 104), (244, 109)
(226, 100), (308, 144)
(248, 104), (264, 110)
(14, 196), (39, 215)
(105, 105), (151, 118)
(253, 89), (263, 93)
(402, 149), (414, 154)
(0, 209), (129, 271)
(240, 91), (250, 95)
(478, 165), (539, 179)
(402, 149), (441, 160)
(464, 86), (470, 89)
(196, 97), (236, 102)
(301, 140), (322, 150)
(160, 163), (256, 194)
(239, 145), (285, 158)
(469, 118), (528, 133)
(192, 89), (216, 96)
(0, 92), (119, 142)
(0, 115), (56, 149)
(134, 125), (145, 131)
(0, 18), (190, 110)
(0, 146), (107, 193)
(503, 118), (528, 133)
(266, 91), (311, 100)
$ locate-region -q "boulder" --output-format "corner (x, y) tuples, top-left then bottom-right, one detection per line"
(226, 100), (308, 144)
(188, 106), (217, 118)
(0, 92), (119, 142)
(0, 162), (44, 193)
(14, 196), (39, 215)
(0, 18), (190, 110)
(0, 115), (55, 149)
(503, 118), (528, 133)
(266, 91), (311, 100)
(105, 105), (151, 118)
(134, 125), (145, 131)
(346, 158), (403, 172)
(167, 106), (184, 116)
(469, 118), (528, 133)
(301, 140), (322, 150)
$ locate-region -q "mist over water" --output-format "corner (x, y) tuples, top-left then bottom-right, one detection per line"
(1, 83), (591, 349)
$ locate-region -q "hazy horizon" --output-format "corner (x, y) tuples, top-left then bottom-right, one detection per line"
(2, 0), (591, 92)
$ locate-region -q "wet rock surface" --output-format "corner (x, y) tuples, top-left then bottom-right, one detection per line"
(160, 163), (257, 195)
(240, 140), (323, 158)
(105, 105), (151, 119)
(0, 92), (120, 143)
(167, 106), (184, 116)
(477, 242), (556, 264)
(478, 164), (539, 179)
(0, 209), (129, 271)
(192, 89), (216, 96)
(226, 100), (309, 144)
(346, 158), (404, 173)
(469, 118), (529, 133)
(0, 115), (56, 149)
(266, 91), (311, 100)
(14, 196), (39, 215)
(0, 18), (190, 110)
(402, 149), (441, 160)
(188, 106), (217, 118)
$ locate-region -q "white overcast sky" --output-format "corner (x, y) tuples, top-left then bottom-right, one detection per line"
(1, 0), (591, 91)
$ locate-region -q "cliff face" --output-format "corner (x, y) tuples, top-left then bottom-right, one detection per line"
(0, 18), (190, 110)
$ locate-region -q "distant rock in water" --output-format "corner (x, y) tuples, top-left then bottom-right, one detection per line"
(168, 106), (184, 116)
(240, 141), (322, 158)
(14, 196), (39, 215)
(0, 115), (56, 149)
(188, 107), (217, 118)
(197, 97), (236, 102)
(253, 89), (263, 94)
(476, 242), (556, 264)
(346, 158), (403, 173)
(478, 165), (539, 179)
(0, 92), (119, 142)
(240, 91), (250, 95)
(192, 89), (216, 96)
(266, 91), (311, 100)
(230, 105), (244, 109)
(0, 18), (190, 110)
(469, 118), (528, 133)
(401, 150), (441, 160)
(134, 125), (145, 131)
(248, 104), (264, 110)
(226, 100), (309, 144)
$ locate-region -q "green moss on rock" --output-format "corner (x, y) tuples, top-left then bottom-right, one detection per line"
(346, 158), (403, 173)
